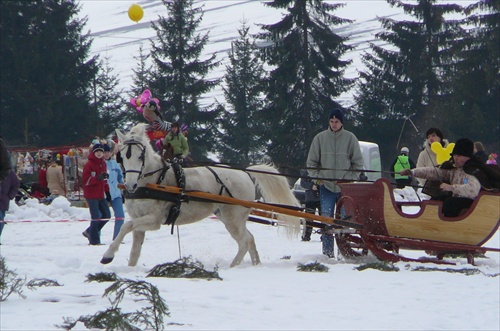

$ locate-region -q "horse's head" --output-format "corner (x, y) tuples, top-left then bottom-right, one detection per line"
(116, 124), (150, 193)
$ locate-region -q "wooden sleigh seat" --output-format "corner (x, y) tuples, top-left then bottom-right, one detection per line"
(379, 179), (500, 246)
(338, 179), (500, 263)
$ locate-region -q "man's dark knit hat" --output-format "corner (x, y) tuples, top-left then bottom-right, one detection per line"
(329, 108), (344, 123)
(451, 138), (473, 157)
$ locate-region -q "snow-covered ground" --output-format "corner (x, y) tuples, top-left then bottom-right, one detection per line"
(0, 189), (498, 330)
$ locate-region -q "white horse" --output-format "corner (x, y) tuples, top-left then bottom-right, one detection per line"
(101, 123), (301, 267)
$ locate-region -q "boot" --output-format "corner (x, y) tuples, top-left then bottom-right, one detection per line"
(321, 233), (335, 258)
(301, 224), (312, 241)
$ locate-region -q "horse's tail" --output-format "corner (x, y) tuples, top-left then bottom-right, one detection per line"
(246, 164), (301, 237)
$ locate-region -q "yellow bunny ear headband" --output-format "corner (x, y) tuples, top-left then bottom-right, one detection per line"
(431, 141), (455, 165)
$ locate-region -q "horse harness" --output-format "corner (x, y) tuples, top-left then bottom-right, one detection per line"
(120, 138), (235, 233)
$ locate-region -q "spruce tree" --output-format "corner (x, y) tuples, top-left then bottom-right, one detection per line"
(0, 0), (98, 146)
(93, 56), (127, 138)
(353, 0), (465, 165)
(149, 0), (220, 161)
(126, 44), (152, 130)
(449, 0), (499, 149)
(255, 0), (354, 171)
(218, 22), (267, 165)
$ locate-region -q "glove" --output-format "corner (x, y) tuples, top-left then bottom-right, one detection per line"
(400, 169), (412, 176)
(359, 173), (368, 181)
(173, 156), (184, 164)
(98, 172), (109, 180)
(105, 191), (111, 202)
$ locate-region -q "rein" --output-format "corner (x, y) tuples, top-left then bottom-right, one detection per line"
(121, 138), (169, 185)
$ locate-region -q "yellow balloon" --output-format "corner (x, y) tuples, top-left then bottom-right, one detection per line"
(128, 4), (144, 23)
(431, 141), (455, 165)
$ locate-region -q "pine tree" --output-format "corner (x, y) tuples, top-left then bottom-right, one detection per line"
(449, 0), (499, 148)
(126, 44), (152, 130)
(353, 0), (465, 165)
(149, 0), (220, 161)
(92, 55), (127, 138)
(255, 0), (354, 170)
(218, 22), (267, 165)
(0, 0), (98, 146)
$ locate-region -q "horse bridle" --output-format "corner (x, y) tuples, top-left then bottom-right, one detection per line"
(121, 138), (169, 184)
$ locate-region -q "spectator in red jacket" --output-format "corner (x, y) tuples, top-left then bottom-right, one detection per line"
(81, 144), (111, 245)
(36, 163), (50, 196)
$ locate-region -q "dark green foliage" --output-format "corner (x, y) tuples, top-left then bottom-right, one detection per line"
(127, 45), (153, 130)
(149, 0), (221, 161)
(26, 278), (62, 289)
(85, 272), (119, 283)
(256, 0), (354, 171)
(411, 266), (486, 276)
(356, 262), (400, 272)
(218, 21), (268, 165)
(449, 0), (500, 149)
(0, 256), (26, 301)
(146, 256), (222, 280)
(92, 55), (127, 137)
(0, 0), (99, 146)
(103, 279), (170, 330)
(58, 278), (170, 331)
(56, 308), (141, 331)
(297, 261), (329, 272)
(354, 0), (467, 166)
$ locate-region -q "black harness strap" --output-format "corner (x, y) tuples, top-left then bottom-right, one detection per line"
(124, 187), (211, 203)
(123, 187), (182, 202)
(165, 159), (187, 234)
(205, 166), (234, 198)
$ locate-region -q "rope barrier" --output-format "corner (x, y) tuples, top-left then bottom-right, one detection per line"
(2, 217), (126, 224)
(1, 216), (219, 224)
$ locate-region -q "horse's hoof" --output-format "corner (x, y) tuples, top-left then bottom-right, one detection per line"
(100, 257), (114, 264)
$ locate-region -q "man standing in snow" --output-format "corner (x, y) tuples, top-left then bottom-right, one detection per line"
(306, 108), (364, 258)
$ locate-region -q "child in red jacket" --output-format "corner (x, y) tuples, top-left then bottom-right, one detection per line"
(81, 144), (111, 245)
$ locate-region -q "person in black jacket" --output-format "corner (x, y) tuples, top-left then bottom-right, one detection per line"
(473, 141), (488, 164)
(299, 169), (321, 241)
(0, 136), (13, 183)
